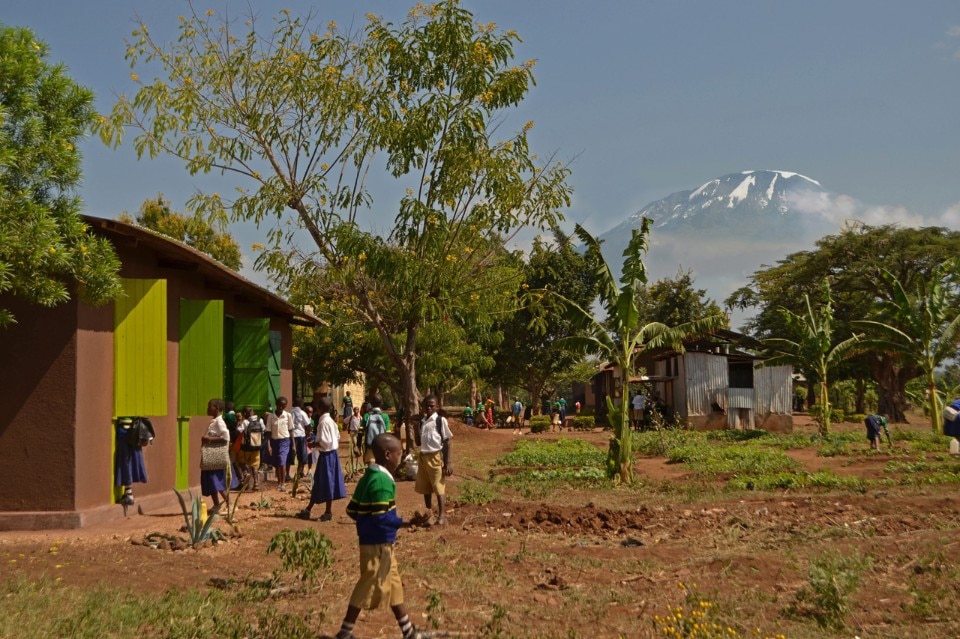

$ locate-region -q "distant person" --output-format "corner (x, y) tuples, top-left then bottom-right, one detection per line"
(333, 434), (433, 639)
(266, 397), (293, 491)
(236, 406), (264, 491)
(363, 398), (389, 464)
(290, 397), (311, 478)
(631, 393), (646, 429)
(342, 391), (354, 423)
(462, 404), (474, 426)
(298, 397), (346, 521)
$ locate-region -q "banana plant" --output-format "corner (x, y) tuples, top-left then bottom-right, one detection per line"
(557, 220), (724, 483)
(763, 281), (861, 437)
(855, 259), (960, 432)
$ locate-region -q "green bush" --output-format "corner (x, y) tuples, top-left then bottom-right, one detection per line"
(571, 415), (595, 430)
(267, 528), (334, 588)
(529, 415), (551, 433)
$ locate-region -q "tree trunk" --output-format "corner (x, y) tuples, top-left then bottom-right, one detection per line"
(818, 380), (830, 437)
(855, 378), (866, 414)
(470, 378), (478, 412)
(875, 356), (909, 423)
(617, 380), (632, 483)
(928, 370), (942, 433)
(399, 363), (419, 455)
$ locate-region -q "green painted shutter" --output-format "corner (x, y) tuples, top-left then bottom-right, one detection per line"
(268, 330), (282, 407)
(178, 299), (224, 417)
(223, 316), (235, 403)
(232, 318), (270, 409)
(114, 278), (168, 416)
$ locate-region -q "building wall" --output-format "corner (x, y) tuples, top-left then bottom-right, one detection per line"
(0, 296), (79, 513)
(1, 239), (299, 529)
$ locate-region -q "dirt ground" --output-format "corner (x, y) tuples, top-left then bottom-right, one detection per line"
(3, 415), (960, 638)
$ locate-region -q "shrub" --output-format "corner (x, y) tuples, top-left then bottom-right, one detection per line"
(571, 415), (595, 430)
(454, 479), (498, 505)
(267, 528), (334, 588)
(529, 415), (551, 433)
(788, 550), (870, 629)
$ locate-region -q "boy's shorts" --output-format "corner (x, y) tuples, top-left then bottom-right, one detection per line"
(414, 450), (445, 496)
(349, 543), (404, 609)
(236, 449), (260, 468)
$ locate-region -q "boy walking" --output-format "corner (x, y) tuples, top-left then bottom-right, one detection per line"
(335, 434), (432, 639)
(415, 395), (453, 526)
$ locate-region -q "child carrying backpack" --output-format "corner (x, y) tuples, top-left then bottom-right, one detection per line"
(237, 406), (265, 490)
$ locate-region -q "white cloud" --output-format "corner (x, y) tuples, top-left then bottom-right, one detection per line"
(784, 190), (926, 227)
(948, 25), (960, 37)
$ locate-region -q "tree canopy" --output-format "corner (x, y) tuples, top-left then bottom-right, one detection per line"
(120, 195), (242, 270)
(636, 268), (727, 328)
(727, 223), (960, 421)
(100, 1), (570, 418)
(0, 25), (120, 326)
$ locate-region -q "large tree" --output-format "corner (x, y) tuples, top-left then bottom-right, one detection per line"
(857, 259), (960, 432)
(490, 229), (602, 413)
(0, 25), (121, 326)
(561, 220), (724, 483)
(636, 267), (727, 328)
(120, 195), (242, 270)
(100, 2), (570, 418)
(727, 223), (960, 421)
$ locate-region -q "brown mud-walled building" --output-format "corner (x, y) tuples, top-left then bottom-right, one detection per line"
(0, 216), (313, 530)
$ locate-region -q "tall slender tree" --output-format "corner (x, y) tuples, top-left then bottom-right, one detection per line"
(99, 2), (570, 418)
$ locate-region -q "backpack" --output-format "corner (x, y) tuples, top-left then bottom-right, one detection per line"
(242, 416), (264, 451)
(126, 417), (154, 449)
(365, 412), (386, 446)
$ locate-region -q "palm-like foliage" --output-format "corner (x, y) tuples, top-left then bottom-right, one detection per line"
(559, 221), (724, 483)
(763, 282), (861, 436)
(855, 259), (960, 432)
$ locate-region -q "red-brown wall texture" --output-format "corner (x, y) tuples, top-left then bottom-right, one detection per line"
(0, 296), (78, 512)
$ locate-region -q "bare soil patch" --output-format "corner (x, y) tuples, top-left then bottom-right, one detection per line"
(4, 416), (960, 638)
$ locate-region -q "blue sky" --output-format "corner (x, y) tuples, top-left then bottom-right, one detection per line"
(6, 1), (960, 290)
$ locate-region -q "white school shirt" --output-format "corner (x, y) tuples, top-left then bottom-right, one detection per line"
(266, 410), (292, 440)
(315, 413), (340, 453)
(419, 412), (452, 454)
(206, 415), (229, 441)
(289, 406), (310, 438)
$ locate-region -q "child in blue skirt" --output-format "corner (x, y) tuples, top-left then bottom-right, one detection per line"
(297, 396), (347, 521)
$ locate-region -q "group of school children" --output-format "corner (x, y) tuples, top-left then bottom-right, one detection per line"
(204, 393), (453, 639)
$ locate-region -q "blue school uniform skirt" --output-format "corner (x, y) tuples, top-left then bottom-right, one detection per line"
(200, 469), (227, 496)
(272, 438), (291, 468)
(311, 450), (347, 502)
(115, 426), (147, 485)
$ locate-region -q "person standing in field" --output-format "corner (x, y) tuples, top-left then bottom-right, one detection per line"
(290, 397), (311, 478)
(200, 398), (230, 510)
(415, 395), (453, 526)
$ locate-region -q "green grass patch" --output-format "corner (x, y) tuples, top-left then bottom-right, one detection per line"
(728, 470), (865, 491)
(0, 575), (325, 639)
(495, 437), (605, 468)
(667, 443), (800, 476)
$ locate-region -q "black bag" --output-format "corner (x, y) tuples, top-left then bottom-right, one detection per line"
(126, 417), (154, 449)
(242, 416), (265, 451)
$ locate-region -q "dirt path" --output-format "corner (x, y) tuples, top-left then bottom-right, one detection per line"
(4, 419), (960, 638)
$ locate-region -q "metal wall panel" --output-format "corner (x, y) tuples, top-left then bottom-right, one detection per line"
(754, 364), (793, 415)
(684, 352), (728, 417)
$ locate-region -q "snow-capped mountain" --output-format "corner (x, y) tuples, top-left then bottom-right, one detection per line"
(594, 170), (845, 323)
(601, 170), (833, 240)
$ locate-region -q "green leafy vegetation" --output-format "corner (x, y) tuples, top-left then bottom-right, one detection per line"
(496, 438), (605, 468)
(266, 528), (334, 588)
